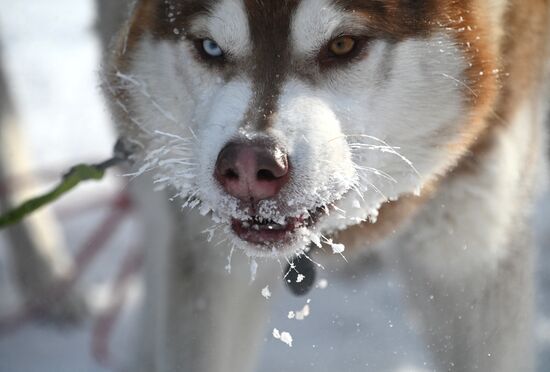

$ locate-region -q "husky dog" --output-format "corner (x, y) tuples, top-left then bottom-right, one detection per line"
(103, 0), (550, 371)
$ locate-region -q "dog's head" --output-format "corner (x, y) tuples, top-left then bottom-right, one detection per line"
(106, 0), (500, 257)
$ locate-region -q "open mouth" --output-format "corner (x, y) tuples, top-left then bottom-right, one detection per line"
(231, 207), (325, 246)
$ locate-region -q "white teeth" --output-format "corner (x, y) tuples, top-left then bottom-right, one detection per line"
(238, 216), (295, 231)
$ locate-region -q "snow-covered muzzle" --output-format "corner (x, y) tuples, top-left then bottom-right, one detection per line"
(122, 76), (360, 256)
(109, 0), (469, 257)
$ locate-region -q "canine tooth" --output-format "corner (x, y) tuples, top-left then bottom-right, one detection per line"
(253, 224), (260, 230)
(242, 221), (250, 228)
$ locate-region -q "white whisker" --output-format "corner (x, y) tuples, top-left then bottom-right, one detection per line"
(299, 251), (325, 270)
(438, 72), (478, 98)
(353, 163), (397, 183)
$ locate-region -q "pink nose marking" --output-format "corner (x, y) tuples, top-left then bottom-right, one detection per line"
(215, 141), (290, 201)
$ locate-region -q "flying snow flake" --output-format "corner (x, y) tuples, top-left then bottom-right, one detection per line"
(225, 246), (235, 273)
(309, 233), (322, 248)
(331, 243), (345, 254)
(280, 332), (293, 347)
(322, 237), (345, 254)
(273, 328), (293, 347)
(261, 286), (271, 299)
(317, 279), (328, 289)
(296, 274), (305, 283)
(250, 258), (258, 282)
(288, 301), (311, 321)
(295, 304), (311, 320)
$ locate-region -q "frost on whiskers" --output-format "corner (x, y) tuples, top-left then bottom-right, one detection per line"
(130, 130), (356, 258)
(127, 130), (200, 201)
(109, 71), (422, 261)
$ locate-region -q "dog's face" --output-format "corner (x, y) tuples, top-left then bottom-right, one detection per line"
(108, 0), (497, 256)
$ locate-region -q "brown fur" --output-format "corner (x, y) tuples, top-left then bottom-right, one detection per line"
(242, 0), (300, 130)
(332, 0), (439, 38)
(451, 0), (550, 176)
(110, 0), (550, 252)
(333, 192), (432, 250)
(334, 0), (550, 250)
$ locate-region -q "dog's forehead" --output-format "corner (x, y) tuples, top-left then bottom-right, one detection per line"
(157, 0), (445, 131)
(170, 0), (440, 47)
(185, 0), (299, 58)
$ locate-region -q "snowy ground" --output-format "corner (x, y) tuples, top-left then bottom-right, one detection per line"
(0, 1), (549, 371)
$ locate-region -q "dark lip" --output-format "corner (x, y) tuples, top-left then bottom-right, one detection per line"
(231, 207), (326, 247)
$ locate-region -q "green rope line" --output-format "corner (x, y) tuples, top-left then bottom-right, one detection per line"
(0, 140), (133, 230)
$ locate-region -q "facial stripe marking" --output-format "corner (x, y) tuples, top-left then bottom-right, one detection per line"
(241, 0), (301, 130)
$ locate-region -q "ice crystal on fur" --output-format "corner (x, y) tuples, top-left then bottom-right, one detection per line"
(115, 71), (420, 256)
(125, 123), (420, 257)
(111, 57), (426, 259)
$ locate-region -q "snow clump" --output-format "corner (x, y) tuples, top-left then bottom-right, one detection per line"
(273, 328), (293, 347)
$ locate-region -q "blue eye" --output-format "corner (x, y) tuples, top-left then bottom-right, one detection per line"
(202, 39), (223, 57)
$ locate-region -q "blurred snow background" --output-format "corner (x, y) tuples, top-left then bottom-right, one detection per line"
(0, 1), (548, 371)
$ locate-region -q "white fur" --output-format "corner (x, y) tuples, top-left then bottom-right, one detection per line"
(280, 28), (468, 235)
(189, 0), (251, 59)
(107, 0), (548, 370)
(381, 98), (545, 371)
(291, 0), (352, 57)
(119, 3), (468, 257)
(390, 98), (542, 281)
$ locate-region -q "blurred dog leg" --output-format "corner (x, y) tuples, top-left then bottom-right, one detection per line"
(0, 39), (85, 324)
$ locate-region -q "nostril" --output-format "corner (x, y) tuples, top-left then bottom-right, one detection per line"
(215, 140), (290, 201)
(257, 169), (278, 181)
(224, 168), (239, 180)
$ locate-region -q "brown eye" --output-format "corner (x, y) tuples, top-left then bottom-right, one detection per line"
(329, 36), (356, 56)
(319, 35), (368, 67)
